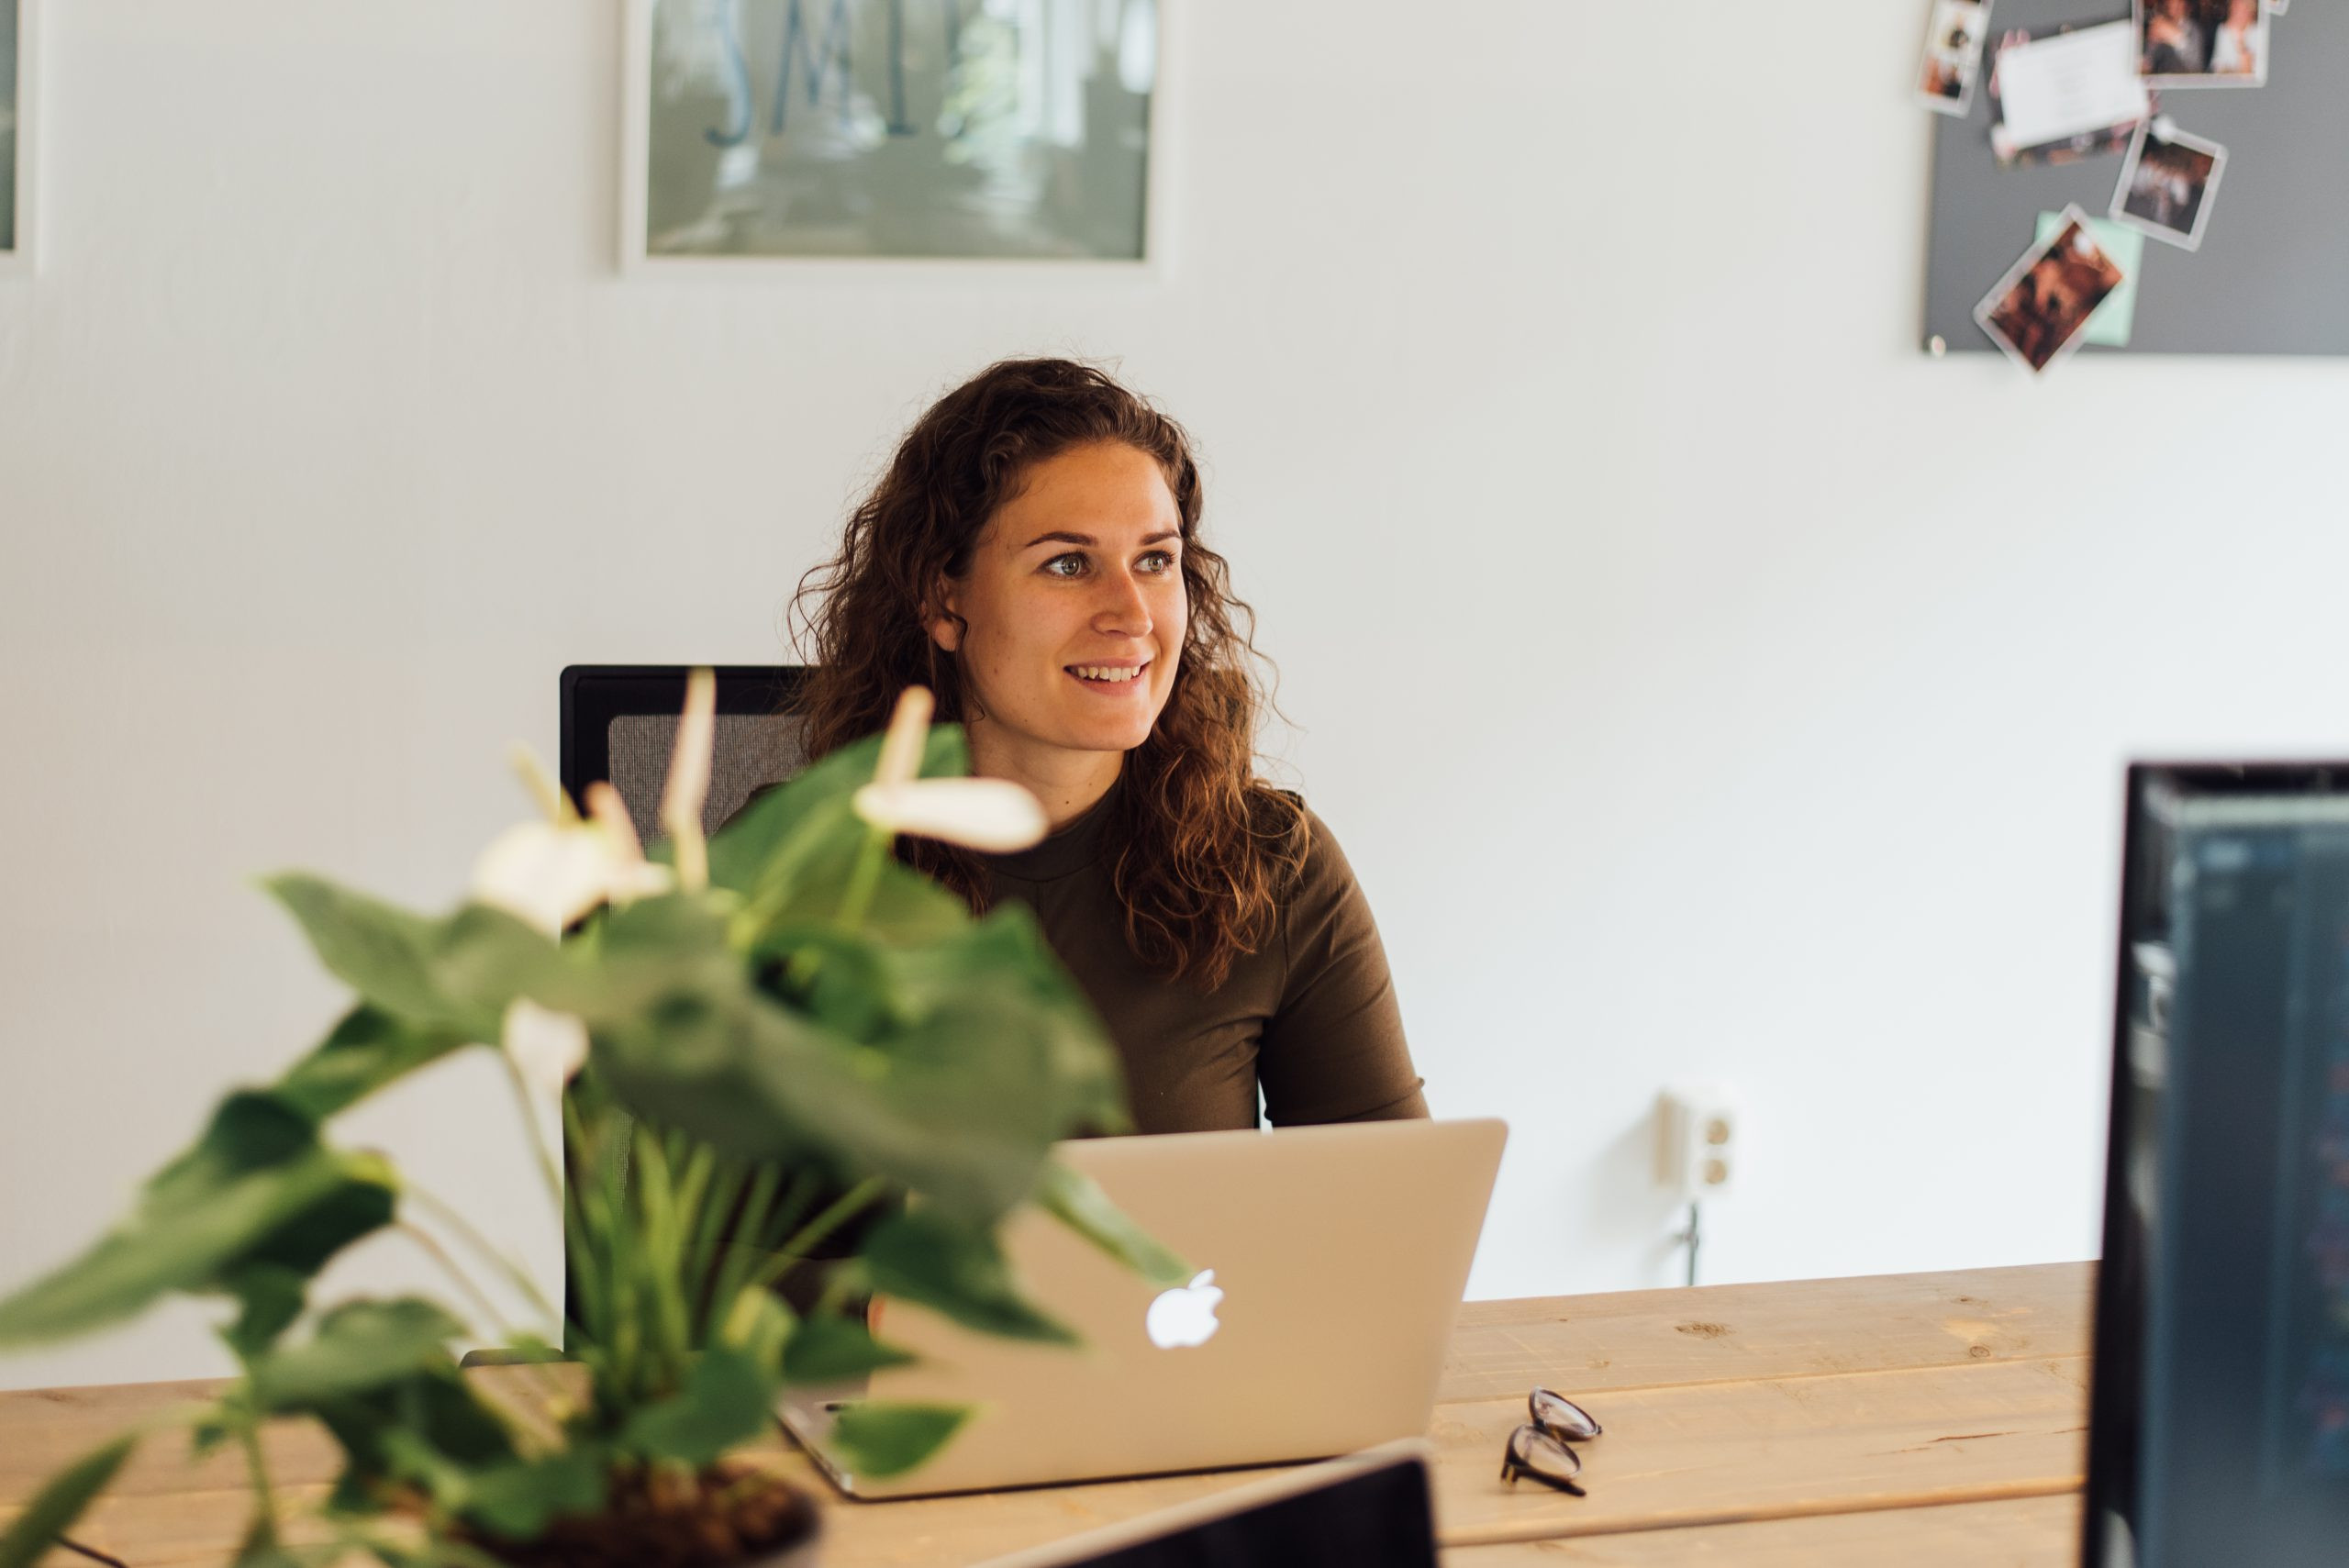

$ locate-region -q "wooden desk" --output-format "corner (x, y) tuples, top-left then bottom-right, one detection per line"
(1, 1262), (2093, 1567)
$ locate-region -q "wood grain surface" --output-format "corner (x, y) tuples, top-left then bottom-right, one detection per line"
(1, 1262), (2097, 1568)
(1441, 1494), (2081, 1566)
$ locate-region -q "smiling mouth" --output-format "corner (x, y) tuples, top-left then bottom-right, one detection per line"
(1067, 662), (1150, 687)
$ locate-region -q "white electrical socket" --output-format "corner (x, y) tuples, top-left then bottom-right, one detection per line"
(1655, 1083), (1739, 1202)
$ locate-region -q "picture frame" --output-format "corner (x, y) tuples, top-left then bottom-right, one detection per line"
(0, 0), (39, 275)
(2110, 118), (2228, 252)
(2132, 0), (2271, 89)
(618, 0), (1174, 276)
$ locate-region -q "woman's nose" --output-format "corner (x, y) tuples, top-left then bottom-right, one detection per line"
(1092, 570), (1154, 636)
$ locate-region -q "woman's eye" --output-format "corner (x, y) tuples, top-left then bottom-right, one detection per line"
(1041, 550), (1174, 579)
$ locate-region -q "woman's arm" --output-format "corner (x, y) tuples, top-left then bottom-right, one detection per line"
(1256, 804), (1431, 1126)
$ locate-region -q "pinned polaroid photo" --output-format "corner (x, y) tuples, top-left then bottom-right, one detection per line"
(2266, 0), (2288, 17)
(1987, 21), (2148, 167)
(2110, 117), (2227, 250)
(2033, 211), (2146, 348)
(1973, 206), (2131, 374)
(2135, 0), (2270, 87)
(1918, 0), (1995, 116)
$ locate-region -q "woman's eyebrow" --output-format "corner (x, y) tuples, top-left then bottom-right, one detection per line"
(1021, 529), (1182, 549)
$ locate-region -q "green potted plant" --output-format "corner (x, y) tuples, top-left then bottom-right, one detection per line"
(0, 675), (1185, 1568)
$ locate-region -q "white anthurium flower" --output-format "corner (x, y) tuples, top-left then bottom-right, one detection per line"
(471, 747), (674, 934)
(470, 818), (674, 935)
(874, 686), (937, 788)
(853, 778), (1049, 853)
(502, 997), (589, 1092)
(661, 668), (718, 892)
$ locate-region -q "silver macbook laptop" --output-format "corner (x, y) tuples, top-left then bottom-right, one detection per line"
(781, 1118), (1508, 1499)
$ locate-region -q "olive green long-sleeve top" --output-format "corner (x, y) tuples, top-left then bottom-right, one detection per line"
(981, 784), (1429, 1133)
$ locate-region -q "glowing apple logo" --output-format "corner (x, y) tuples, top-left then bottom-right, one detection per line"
(1144, 1269), (1224, 1350)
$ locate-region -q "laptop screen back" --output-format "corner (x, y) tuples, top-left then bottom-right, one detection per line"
(2087, 765), (2349, 1566)
(976, 1447), (1437, 1568)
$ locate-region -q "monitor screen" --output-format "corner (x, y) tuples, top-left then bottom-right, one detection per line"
(2087, 765), (2349, 1567)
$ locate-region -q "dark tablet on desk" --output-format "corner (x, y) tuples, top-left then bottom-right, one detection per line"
(973, 1441), (1437, 1568)
(2086, 765), (2349, 1568)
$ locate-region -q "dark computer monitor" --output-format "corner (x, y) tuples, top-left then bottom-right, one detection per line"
(2086, 763), (2349, 1567)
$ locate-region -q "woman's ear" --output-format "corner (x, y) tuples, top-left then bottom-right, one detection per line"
(924, 578), (963, 653)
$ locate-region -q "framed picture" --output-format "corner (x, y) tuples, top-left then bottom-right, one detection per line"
(620, 0), (1167, 270)
(0, 0), (38, 274)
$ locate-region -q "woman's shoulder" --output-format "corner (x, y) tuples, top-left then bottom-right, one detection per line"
(1246, 787), (1363, 908)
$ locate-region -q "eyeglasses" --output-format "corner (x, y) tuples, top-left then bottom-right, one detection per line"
(1498, 1387), (1602, 1496)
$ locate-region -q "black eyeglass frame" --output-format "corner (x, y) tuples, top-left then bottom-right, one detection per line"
(1497, 1388), (1602, 1496)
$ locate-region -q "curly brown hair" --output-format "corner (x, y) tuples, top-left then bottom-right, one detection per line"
(790, 358), (1306, 990)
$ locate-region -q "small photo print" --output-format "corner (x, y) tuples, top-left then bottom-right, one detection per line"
(2135, 0), (2269, 87)
(1987, 23), (2145, 168)
(2111, 119), (2227, 250)
(1918, 0), (1994, 116)
(1973, 206), (2130, 374)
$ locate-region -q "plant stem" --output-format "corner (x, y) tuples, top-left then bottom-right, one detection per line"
(629, 1129), (693, 1372)
(562, 1090), (612, 1351)
(688, 1161), (765, 1342)
(233, 1411), (280, 1552)
(394, 1224), (574, 1428)
(393, 1223), (500, 1340)
(497, 1051), (568, 1218)
(405, 1181), (562, 1335)
(834, 827), (893, 932)
(781, 1176), (887, 1262)
(743, 1177), (887, 1296)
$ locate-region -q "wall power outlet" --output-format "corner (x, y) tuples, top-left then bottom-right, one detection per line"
(1655, 1083), (1739, 1202)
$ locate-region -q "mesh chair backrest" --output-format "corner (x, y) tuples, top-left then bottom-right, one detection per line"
(561, 667), (812, 849)
(606, 709), (812, 845)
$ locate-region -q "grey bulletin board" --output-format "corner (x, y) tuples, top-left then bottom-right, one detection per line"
(1922, 1), (2349, 356)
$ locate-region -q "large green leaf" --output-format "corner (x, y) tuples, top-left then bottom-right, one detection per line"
(262, 878), (561, 1039)
(578, 901), (1049, 1227)
(861, 1211), (1074, 1345)
(781, 1314), (916, 1385)
(715, 727), (975, 950)
(744, 821), (974, 950)
(273, 1006), (473, 1124)
(0, 1433), (138, 1568)
(1036, 1162), (1190, 1289)
(618, 1345), (776, 1468)
(749, 924), (896, 1041)
(879, 906), (1130, 1138)
(0, 1095), (396, 1347)
(219, 1264), (310, 1359)
(828, 1402), (972, 1479)
(707, 726), (968, 895)
(248, 1297), (468, 1413)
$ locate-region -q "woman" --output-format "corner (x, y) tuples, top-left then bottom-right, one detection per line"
(790, 358), (1428, 1134)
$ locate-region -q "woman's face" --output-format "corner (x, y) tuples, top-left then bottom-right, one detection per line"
(930, 440), (1189, 773)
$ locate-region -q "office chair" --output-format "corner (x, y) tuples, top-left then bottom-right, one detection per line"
(558, 665), (812, 842)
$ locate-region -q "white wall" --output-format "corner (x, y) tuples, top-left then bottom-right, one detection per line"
(5, 0), (2345, 1391)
